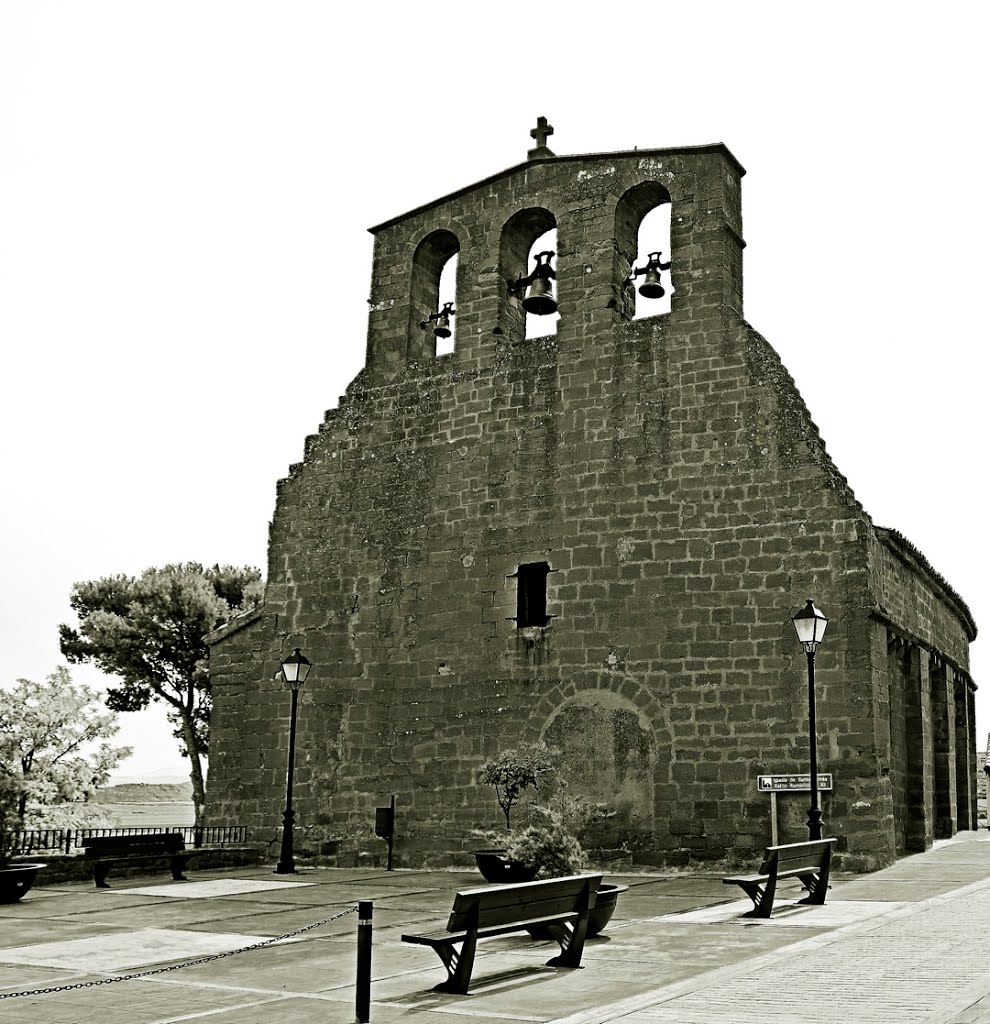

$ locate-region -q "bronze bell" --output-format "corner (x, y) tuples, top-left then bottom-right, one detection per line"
(519, 251), (558, 316)
(523, 276), (557, 315)
(638, 267), (665, 299)
(422, 301), (455, 338)
(433, 309), (452, 339)
(627, 250), (671, 300)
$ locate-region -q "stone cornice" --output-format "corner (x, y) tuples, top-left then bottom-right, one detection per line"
(871, 607), (975, 689)
(875, 527), (977, 642)
(204, 605), (264, 646)
(368, 143), (745, 234)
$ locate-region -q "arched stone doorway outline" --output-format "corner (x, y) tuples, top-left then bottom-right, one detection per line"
(532, 678), (669, 826)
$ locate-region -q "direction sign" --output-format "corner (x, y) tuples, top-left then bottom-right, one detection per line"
(757, 774), (833, 792)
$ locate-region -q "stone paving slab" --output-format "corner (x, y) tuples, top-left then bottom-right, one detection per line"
(0, 927), (301, 971)
(0, 916), (124, 946)
(372, 916), (827, 1022)
(948, 992), (990, 1024)
(657, 896), (910, 927)
(196, 993), (526, 1024)
(2, 835), (990, 1023)
(47, 896), (298, 930)
(559, 873), (990, 1024)
(1, 889), (169, 917)
(110, 878), (314, 899)
(618, 893), (730, 918)
(831, 877), (968, 900)
(621, 875), (737, 897)
(0, 979), (273, 1024)
(182, 907), (361, 939)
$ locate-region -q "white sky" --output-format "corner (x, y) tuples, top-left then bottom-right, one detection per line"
(1, 2), (987, 781)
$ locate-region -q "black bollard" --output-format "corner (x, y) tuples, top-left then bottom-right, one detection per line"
(355, 899), (373, 1023)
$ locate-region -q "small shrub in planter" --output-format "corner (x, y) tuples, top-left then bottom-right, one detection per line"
(504, 807), (625, 938)
(478, 744), (556, 831)
(504, 807), (587, 878)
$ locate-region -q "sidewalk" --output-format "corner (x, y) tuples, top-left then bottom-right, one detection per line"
(2, 831), (990, 1024)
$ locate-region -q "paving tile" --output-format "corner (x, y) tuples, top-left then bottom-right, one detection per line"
(4, 835), (990, 1023)
(0, 979), (272, 1024)
(654, 897), (909, 928)
(0, 927), (299, 971)
(51, 896), (293, 930)
(109, 878), (314, 899)
(831, 878), (966, 900)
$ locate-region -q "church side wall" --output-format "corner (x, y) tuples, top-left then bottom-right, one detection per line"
(867, 532), (977, 849)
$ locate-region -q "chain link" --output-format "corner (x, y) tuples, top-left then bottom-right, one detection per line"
(0, 904), (358, 1001)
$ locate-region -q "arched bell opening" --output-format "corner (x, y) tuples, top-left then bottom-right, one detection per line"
(434, 254), (458, 356)
(523, 229), (559, 340)
(500, 207), (557, 344)
(629, 205), (673, 319)
(409, 228), (460, 361)
(614, 182), (673, 322)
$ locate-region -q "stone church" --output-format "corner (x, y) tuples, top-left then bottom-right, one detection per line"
(206, 125), (978, 872)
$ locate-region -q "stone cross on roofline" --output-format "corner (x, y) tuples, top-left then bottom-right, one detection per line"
(528, 116), (555, 161)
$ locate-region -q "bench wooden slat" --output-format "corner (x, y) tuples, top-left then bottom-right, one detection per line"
(403, 911), (579, 947)
(768, 841), (835, 871)
(445, 875), (598, 928)
(724, 866), (819, 885)
(83, 834), (184, 853)
(82, 833), (195, 889)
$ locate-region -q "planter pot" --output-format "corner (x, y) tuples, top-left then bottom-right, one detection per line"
(473, 849), (538, 884)
(0, 862), (46, 904)
(526, 882), (629, 940)
(587, 883), (628, 937)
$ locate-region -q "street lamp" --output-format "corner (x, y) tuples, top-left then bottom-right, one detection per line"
(791, 600), (829, 841)
(274, 647), (311, 874)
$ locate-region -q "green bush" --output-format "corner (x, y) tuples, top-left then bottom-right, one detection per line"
(478, 744), (556, 830)
(504, 807), (587, 878)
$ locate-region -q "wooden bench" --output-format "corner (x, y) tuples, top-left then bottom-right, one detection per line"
(401, 873), (603, 994)
(82, 833), (197, 889)
(722, 838), (837, 918)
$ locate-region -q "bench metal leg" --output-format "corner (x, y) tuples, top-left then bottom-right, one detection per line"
(93, 864), (112, 889)
(796, 871), (828, 905)
(170, 855), (191, 881)
(545, 879), (593, 967)
(430, 933), (478, 995)
(739, 876), (776, 919)
(797, 845), (833, 907)
(544, 917), (589, 968)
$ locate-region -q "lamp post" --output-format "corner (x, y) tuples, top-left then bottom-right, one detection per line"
(791, 600), (829, 841)
(274, 647), (311, 875)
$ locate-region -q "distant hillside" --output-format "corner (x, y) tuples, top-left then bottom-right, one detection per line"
(92, 782), (193, 803)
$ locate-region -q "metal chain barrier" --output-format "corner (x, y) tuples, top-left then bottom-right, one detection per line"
(0, 904), (358, 1001)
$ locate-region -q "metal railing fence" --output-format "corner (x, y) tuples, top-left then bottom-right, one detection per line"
(10, 824), (248, 856)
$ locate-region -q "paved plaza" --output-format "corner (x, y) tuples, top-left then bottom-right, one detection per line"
(3, 832), (990, 1023)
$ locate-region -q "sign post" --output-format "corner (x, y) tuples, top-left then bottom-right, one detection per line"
(374, 794), (395, 870)
(757, 775), (833, 846)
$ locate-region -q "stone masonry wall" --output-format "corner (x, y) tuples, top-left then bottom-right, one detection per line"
(207, 144), (975, 873)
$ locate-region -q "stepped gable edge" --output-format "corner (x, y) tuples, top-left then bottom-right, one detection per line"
(743, 320), (860, 505)
(744, 320), (975, 646)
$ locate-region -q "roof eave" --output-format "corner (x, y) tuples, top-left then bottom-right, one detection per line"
(368, 142), (746, 235)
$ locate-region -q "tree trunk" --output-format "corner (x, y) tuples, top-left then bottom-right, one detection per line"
(178, 715), (207, 828)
